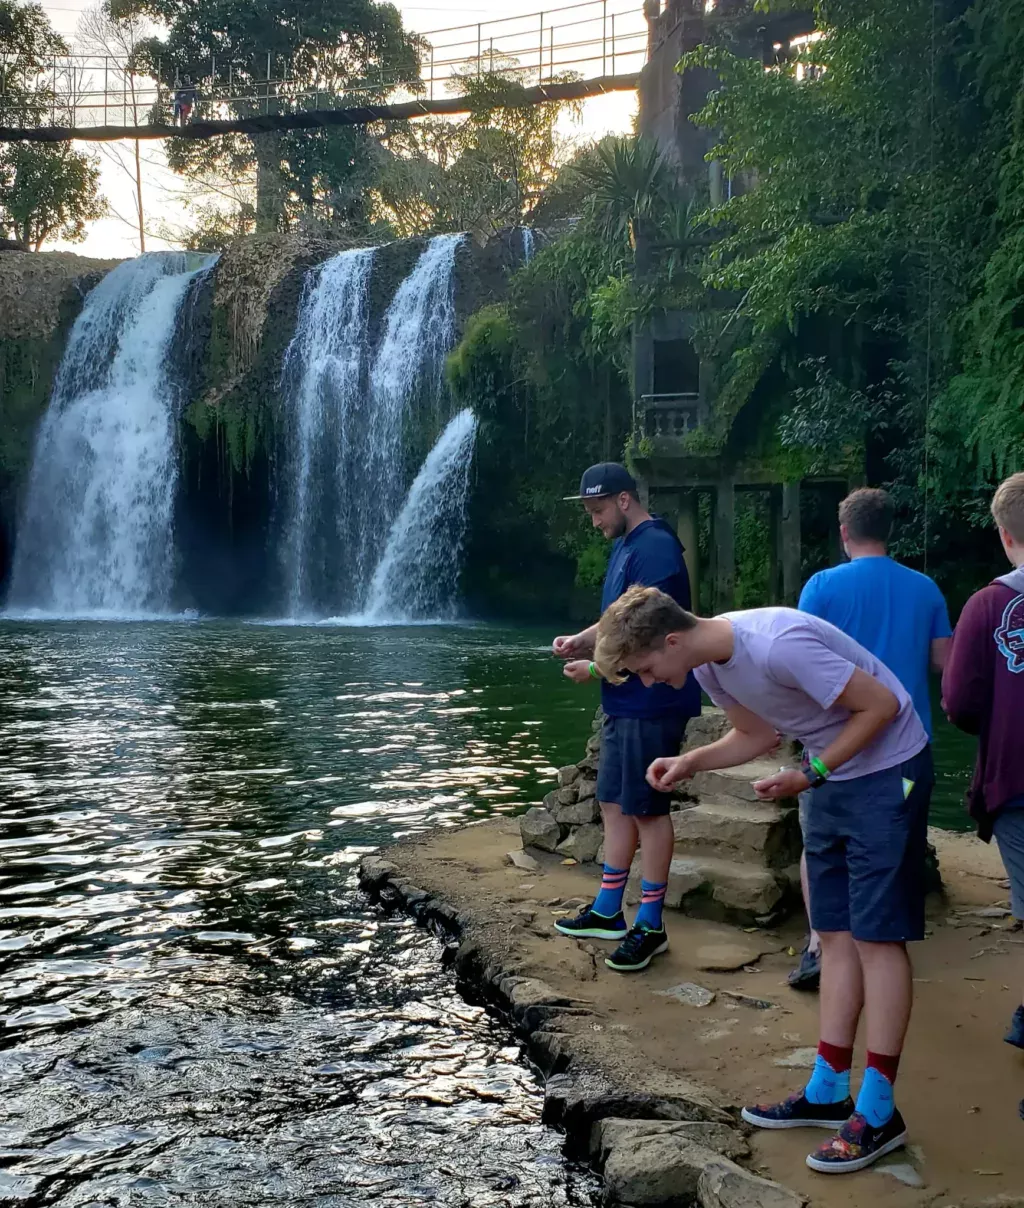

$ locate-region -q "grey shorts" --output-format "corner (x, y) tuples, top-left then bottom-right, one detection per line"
(993, 808), (1024, 919)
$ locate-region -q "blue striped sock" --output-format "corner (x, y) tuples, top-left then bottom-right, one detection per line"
(635, 879), (667, 930)
(592, 865), (628, 917)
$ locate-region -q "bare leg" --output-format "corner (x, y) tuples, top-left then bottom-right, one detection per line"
(818, 929), (864, 1046)
(600, 800), (638, 871)
(635, 813), (673, 884)
(855, 939), (913, 1055)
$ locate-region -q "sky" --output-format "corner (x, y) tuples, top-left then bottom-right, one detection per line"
(38, 0), (639, 258)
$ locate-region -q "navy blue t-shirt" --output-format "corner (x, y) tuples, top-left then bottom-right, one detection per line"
(600, 517), (702, 719)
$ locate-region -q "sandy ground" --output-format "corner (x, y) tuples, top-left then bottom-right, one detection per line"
(383, 819), (1024, 1208)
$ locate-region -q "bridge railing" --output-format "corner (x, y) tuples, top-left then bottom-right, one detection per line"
(0, 0), (647, 132)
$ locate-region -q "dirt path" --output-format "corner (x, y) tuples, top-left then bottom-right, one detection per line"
(381, 818), (1024, 1207)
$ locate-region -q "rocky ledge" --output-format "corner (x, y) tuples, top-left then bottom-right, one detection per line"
(359, 850), (806, 1208)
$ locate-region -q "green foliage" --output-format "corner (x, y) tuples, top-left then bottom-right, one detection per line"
(374, 71), (578, 239)
(0, 3), (105, 249)
(672, 0), (1024, 581)
(0, 143), (104, 249)
(124, 0), (422, 232)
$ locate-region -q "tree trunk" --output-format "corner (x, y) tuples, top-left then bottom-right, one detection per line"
(134, 138), (145, 252)
(253, 132), (285, 233)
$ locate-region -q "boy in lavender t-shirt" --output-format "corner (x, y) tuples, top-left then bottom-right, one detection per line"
(593, 588), (932, 1177)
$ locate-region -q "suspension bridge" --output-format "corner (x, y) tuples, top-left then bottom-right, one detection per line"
(0, 0), (647, 143)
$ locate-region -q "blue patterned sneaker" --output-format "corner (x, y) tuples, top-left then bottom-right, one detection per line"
(554, 905), (628, 940)
(742, 1092), (854, 1130)
(604, 924), (668, 972)
(805, 1109), (908, 1174)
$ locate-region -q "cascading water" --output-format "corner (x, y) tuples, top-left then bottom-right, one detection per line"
(280, 247), (375, 617)
(521, 227), (535, 263)
(7, 252), (216, 619)
(280, 233), (465, 619)
(362, 409), (478, 622)
(366, 233), (463, 543)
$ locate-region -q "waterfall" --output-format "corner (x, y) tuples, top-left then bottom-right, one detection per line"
(7, 252), (215, 619)
(279, 233), (465, 619)
(362, 409), (478, 623)
(366, 233), (463, 537)
(280, 247), (375, 617)
(521, 227), (535, 263)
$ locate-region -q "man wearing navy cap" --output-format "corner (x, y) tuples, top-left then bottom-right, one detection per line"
(551, 462), (701, 971)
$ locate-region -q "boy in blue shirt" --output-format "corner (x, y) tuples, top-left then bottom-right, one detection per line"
(790, 488), (951, 988)
(552, 463), (701, 972)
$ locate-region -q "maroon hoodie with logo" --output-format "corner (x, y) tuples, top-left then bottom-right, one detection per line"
(943, 566), (1024, 839)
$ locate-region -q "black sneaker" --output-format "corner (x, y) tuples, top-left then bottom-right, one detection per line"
(805, 1109), (908, 1174)
(787, 944), (821, 992)
(604, 924), (668, 972)
(554, 905), (628, 941)
(742, 1092), (855, 1130)
(1005, 1004), (1024, 1049)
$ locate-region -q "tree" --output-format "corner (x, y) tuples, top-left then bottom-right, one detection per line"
(0, 1), (105, 249)
(121, 0), (423, 232)
(76, 3), (151, 251)
(0, 142), (105, 249)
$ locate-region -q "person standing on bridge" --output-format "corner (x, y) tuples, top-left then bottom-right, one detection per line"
(788, 487), (951, 991)
(594, 585), (932, 1174)
(550, 463), (701, 973)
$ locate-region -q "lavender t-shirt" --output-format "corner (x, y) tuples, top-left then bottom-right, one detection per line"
(694, 608), (928, 780)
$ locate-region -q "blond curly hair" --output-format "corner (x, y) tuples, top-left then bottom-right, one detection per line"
(595, 585), (698, 683)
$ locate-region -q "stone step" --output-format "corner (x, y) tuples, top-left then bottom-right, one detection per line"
(672, 800), (802, 869)
(629, 854), (788, 924)
(689, 760), (799, 808)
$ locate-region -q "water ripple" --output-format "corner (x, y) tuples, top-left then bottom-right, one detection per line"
(0, 621), (597, 1206)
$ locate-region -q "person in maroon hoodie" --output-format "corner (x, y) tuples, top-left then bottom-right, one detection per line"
(943, 471), (1024, 1050)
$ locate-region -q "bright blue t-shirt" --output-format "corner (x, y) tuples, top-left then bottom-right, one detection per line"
(798, 556), (952, 737)
(600, 517), (702, 719)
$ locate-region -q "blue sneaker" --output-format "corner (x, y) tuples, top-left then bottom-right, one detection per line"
(554, 905), (628, 941)
(1005, 1004), (1024, 1049)
(787, 943), (821, 992)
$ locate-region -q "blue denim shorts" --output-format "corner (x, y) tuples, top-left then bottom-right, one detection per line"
(803, 745), (934, 942)
(596, 714), (690, 817)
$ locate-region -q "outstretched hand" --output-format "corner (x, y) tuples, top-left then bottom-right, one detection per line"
(646, 753), (697, 792)
(562, 660), (594, 685)
(552, 633), (586, 659)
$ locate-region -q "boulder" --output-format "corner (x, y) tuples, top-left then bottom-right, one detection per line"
(551, 796), (600, 826)
(604, 1134), (728, 1205)
(591, 1118), (748, 1165)
(575, 776), (598, 800)
(519, 806), (561, 852)
(698, 1160), (805, 1208)
(557, 764), (581, 788)
(556, 823), (603, 863)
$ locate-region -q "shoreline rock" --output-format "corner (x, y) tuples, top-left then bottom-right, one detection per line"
(358, 852), (806, 1208)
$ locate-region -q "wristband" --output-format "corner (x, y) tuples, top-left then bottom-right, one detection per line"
(588, 662), (600, 680)
(809, 756), (831, 781)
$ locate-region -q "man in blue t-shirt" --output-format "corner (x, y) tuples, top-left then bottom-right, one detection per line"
(551, 462), (701, 973)
(789, 487), (952, 989)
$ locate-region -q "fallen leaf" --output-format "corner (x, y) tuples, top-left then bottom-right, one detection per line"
(560, 858), (578, 865)
(974, 1169), (1002, 1176)
(786, 947), (797, 957)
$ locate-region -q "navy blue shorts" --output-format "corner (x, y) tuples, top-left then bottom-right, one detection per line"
(597, 714), (690, 817)
(804, 745), (934, 943)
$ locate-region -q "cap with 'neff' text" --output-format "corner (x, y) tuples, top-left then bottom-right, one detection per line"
(563, 462), (638, 501)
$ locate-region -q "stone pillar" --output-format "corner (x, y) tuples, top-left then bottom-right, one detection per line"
(781, 481), (801, 605)
(677, 491), (700, 612)
(713, 479), (735, 613)
(768, 487), (781, 605)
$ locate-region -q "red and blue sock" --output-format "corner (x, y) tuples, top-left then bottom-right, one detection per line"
(592, 865), (629, 918)
(804, 1040), (852, 1105)
(635, 879), (667, 931)
(855, 1051), (899, 1126)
